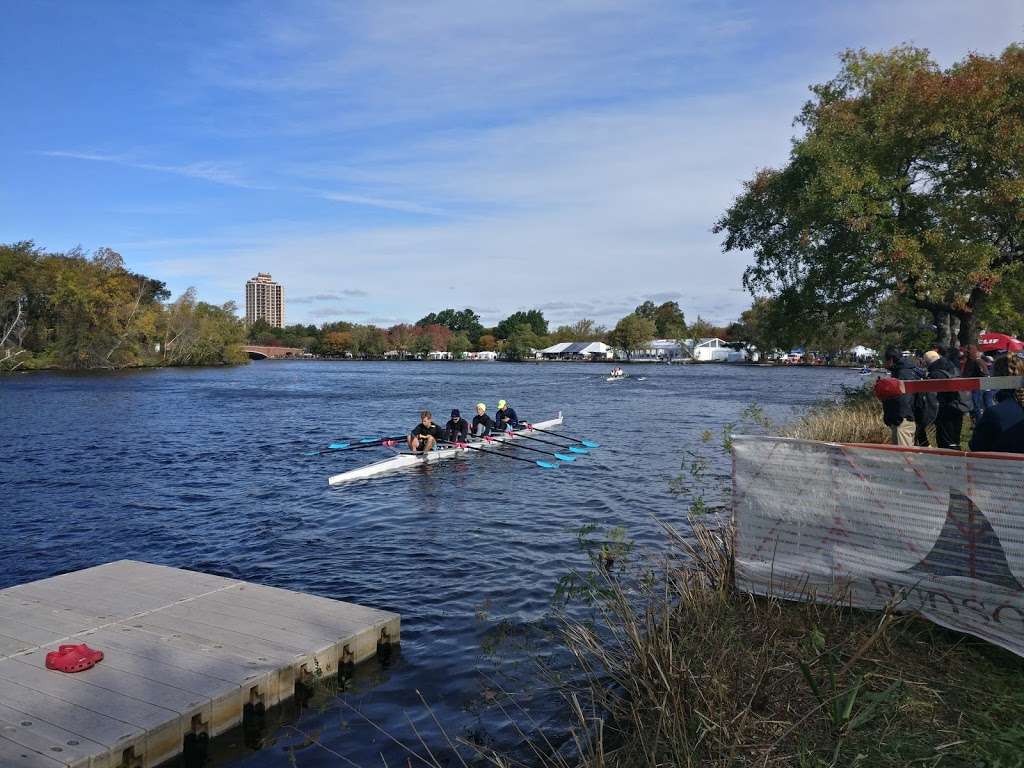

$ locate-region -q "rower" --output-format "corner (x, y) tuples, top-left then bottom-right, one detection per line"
(444, 408), (469, 442)
(408, 410), (443, 454)
(472, 402), (496, 436)
(496, 399), (519, 430)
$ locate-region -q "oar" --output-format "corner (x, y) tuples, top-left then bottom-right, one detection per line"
(520, 422), (600, 448)
(505, 430), (590, 454)
(304, 435), (406, 456)
(440, 441), (559, 469)
(478, 435), (576, 462)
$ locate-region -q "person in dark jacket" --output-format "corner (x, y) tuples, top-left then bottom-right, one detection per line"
(882, 347), (919, 446)
(472, 402), (496, 436)
(495, 399), (519, 431)
(924, 350), (972, 449)
(962, 344), (990, 422)
(444, 409), (469, 442)
(969, 355), (1024, 453)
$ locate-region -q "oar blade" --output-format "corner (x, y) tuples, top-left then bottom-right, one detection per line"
(358, 437), (379, 443)
(553, 453), (576, 462)
(536, 460), (559, 469)
(303, 450), (321, 456)
(328, 442), (351, 450)
(580, 440), (600, 448)
(568, 446), (589, 454)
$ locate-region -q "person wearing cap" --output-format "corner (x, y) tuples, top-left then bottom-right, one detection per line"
(407, 410), (443, 454)
(472, 402), (496, 436)
(495, 399), (519, 430)
(925, 349), (972, 450)
(444, 408), (469, 443)
(881, 347), (919, 447)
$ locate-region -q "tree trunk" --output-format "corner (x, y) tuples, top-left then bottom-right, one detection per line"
(958, 288), (986, 347)
(933, 310), (953, 349)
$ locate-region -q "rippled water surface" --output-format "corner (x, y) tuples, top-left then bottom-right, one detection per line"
(0, 361), (857, 766)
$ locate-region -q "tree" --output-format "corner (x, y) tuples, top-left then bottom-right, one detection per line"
(608, 314), (657, 359)
(715, 45), (1024, 348)
(502, 324), (540, 361)
(652, 302), (686, 338)
(447, 332), (471, 359)
(477, 334), (497, 351)
(634, 301), (657, 320)
(550, 318), (608, 342)
(687, 315), (717, 343)
(416, 308), (484, 342)
(320, 331), (354, 356)
(388, 324), (416, 357)
(354, 325), (387, 358)
(496, 309), (548, 339)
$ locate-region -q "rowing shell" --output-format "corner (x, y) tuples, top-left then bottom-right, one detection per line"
(327, 412), (564, 486)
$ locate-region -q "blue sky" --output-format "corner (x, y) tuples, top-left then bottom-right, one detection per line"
(2, 1), (1023, 328)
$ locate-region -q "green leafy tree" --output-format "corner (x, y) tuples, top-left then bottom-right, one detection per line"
(716, 45), (1024, 348)
(608, 314), (657, 359)
(502, 324), (540, 361)
(653, 302), (686, 338)
(447, 332), (471, 359)
(388, 324), (416, 357)
(634, 301), (658, 320)
(354, 325), (387, 358)
(550, 318), (609, 342)
(496, 309), (548, 339)
(416, 308), (484, 342)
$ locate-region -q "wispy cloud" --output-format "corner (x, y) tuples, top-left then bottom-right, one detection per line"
(291, 290), (368, 304)
(40, 150), (259, 188)
(309, 306), (372, 318)
(42, 150), (443, 215)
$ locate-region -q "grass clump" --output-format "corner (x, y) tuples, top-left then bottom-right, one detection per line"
(778, 385), (890, 445)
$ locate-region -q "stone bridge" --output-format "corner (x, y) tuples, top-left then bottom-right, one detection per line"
(242, 345), (306, 360)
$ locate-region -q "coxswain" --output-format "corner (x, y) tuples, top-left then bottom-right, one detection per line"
(408, 410), (443, 454)
(496, 399), (519, 430)
(472, 402), (496, 436)
(444, 408), (469, 442)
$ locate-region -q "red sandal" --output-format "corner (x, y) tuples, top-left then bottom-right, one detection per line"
(57, 643), (104, 663)
(46, 643), (103, 673)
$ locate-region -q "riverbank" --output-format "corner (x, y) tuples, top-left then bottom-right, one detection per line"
(475, 387), (1024, 768)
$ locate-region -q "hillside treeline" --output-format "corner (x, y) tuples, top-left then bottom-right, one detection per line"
(1, 242), (246, 371)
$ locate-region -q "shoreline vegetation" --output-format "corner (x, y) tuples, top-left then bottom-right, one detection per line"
(444, 387), (1022, 768)
(1, 242), (247, 372)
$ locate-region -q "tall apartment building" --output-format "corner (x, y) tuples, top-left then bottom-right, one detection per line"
(245, 272), (285, 328)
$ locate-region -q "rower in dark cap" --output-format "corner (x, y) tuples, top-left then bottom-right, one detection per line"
(444, 408), (470, 443)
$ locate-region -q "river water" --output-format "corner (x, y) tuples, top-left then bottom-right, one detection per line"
(0, 361), (857, 766)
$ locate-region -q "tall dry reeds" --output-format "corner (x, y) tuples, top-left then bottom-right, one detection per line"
(778, 385), (890, 445)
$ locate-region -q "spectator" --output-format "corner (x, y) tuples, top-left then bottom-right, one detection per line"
(924, 350), (972, 450)
(912, 350), (937, 446)
(969, 355), (1024, 454)
(962, 344), (992, 421)
(882, 347), (919, 446)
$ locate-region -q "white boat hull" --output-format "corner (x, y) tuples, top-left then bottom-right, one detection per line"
(327, 413), (564, 485)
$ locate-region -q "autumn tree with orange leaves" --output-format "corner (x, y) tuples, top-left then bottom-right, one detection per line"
(716, 44), (1024, 348)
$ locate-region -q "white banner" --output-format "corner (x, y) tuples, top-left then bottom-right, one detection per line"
(732, 435), (1024, 656)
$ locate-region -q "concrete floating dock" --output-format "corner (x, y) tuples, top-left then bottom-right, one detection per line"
(0, 560), (400, 767)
